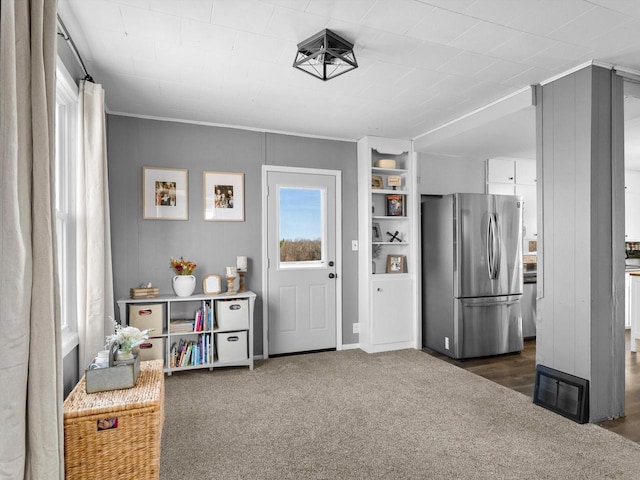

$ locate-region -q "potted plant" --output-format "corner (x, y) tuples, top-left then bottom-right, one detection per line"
(170, 256), (197, 297)
(106, 318), (152, 361)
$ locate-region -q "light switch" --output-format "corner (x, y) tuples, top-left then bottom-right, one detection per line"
(352, 240), (358, 251)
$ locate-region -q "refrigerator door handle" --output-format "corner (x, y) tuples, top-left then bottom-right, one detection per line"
(487, 215), (493, 279)
(486, 214), (499, 280)
(492, 213), (500, 279)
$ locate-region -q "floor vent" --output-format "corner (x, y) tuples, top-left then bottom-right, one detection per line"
(533, 365), (589, 424)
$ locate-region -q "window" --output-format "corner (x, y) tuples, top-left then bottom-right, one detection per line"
(55, 59), (78, 356)
(278, 186), (326, 268)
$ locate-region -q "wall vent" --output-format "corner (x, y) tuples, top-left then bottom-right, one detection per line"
(533, 365), (589, 424)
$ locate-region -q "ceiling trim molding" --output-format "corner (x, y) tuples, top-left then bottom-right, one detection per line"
(539, 60), (613, 86)
(412, 85), (534, 151)
(613, 65), (640, 82)
(412, 60), (621, 150)
(106, 111), (358, 143)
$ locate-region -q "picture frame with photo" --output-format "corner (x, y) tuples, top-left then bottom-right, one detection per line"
(386, 194), (404, 216)
(386, 254), (406, 273)
(143, 166), (188, 220)
(203, 171), (245, 221)
(372, 222), (382, 242)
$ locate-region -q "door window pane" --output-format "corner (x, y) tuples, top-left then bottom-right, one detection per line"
(279, 187), (325, 266)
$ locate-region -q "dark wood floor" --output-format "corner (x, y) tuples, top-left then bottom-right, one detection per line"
(424, 332), (640, 443)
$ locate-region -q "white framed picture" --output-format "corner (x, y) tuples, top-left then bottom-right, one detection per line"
(143, 166), (188, 220)
(203, 171), (245, 221)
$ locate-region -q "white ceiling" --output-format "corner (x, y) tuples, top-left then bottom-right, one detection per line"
(58, 0), (640, 154)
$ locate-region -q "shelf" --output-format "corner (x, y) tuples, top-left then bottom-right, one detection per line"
(167, 363), (212, 372)
(371, 273), (412, 279)
(372, 189), (407, 195)
(372, 215), (407, 220)
(373, 242), (408, 245)
(169, 330), (213, 335)
(213, 359), (252, 368)
(163, 359), (251, 373)
(116, 291), (256, 374)
(121, 292), (256, 303)
(371, 167), (409, 175)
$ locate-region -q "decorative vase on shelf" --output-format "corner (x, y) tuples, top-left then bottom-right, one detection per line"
(173, 275), (196, 297)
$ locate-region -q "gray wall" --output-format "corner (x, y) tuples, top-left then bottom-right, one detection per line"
(537, 65), (625, 421)
(63, 348), (79, 398)
(417, 153), (485, 195)
(264, 133), (359, 344)
(107, 116), (358, 355)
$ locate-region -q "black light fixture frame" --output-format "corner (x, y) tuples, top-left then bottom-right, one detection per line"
(293, 29), (358, 81)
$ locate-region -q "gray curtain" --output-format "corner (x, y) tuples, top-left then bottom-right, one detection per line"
(0, 1), (64, 479)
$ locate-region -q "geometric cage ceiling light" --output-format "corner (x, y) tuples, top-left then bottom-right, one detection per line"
(293, 29), (358, 81)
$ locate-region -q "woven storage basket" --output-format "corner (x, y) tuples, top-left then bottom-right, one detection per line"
(64, 360), (165, 480)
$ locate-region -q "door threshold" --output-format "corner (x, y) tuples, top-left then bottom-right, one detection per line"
(270, 348), (337, 358)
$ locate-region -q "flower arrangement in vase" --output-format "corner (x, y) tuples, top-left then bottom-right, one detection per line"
(106, 317), (152, 361)
(170, 257), (197, 297)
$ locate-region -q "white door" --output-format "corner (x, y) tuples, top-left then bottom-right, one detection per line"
(264, 168), (339, 355)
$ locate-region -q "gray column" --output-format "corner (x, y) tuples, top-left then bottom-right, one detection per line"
(536, 65), (625, 422)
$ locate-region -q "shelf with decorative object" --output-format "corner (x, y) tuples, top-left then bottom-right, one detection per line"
(117, 291), (256, 374)
(358, 136), (419, 353)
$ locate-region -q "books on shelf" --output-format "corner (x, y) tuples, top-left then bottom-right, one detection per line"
(167, 302), (217, 368)
(169, 319), (195, 333)
(170, 303), (213, 334)
(192, 302), (214, 332)
(170, 334), (212, 368)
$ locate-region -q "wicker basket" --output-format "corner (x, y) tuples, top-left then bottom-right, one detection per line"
(63, 360), (165, 479)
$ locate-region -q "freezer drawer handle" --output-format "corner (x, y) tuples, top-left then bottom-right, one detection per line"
(464, 299), (520, 308)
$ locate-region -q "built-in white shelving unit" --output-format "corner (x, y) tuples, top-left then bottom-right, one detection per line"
(357, 136), (419, 353)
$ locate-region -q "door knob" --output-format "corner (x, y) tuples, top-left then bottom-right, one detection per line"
(329, 273), (336, 279)
(329, 261), (334, 266)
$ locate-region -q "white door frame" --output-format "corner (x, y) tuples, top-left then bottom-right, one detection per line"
(262, 165), (342, 358)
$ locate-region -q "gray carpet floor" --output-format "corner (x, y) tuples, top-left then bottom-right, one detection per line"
(160, 348), (640, 479)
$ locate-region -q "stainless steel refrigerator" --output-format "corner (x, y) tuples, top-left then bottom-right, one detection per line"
(422, 193), (523, 359)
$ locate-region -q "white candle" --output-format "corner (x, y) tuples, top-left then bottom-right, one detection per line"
(237, 256), (247, 271)
(226, 266), (237, 277)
